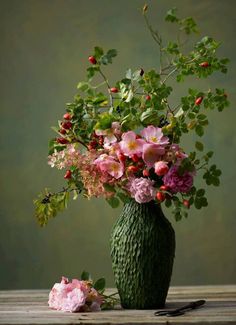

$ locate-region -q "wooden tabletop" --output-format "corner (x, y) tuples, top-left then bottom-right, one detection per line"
(0, 285), (236, 324)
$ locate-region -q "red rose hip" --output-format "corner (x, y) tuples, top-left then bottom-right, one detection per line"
(199, 61), (210, 68)
(160, 185), (169, 191)
(183, 199), (190, 208)
(56, 137), (69, 144)
(156, 191), (166, 202)
(59, 128), (66, 135)
(195, 96), (203, 106)
(110, 87), (119, 93)
(127, 165), (139, 173)
(64, 170), (72, 179)
(142, 169), (150, 177)
(61, 121), (72, 130)
(63, 113), (71, 120)
(88, 56), (97, 64)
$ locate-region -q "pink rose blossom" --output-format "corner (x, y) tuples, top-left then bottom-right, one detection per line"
(94, 154), (124, 179)
(163, 165), (194, 193)
(119, 131), (145, 157)
(154, 161), (169, 176)
(127, 177), (156, 203)
(48, 277), (102, 313)
(142, 144), (165, 168)
(141, 125), (169, 146)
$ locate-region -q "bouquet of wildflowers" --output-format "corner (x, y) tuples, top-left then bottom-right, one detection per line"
(34, 5), (229, 226)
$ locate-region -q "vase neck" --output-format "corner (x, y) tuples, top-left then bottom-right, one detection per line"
(125, 199), (164, 218)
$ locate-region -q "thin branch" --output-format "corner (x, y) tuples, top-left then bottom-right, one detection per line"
(161, 67), (178, 84)
(98, 68), (114, 108)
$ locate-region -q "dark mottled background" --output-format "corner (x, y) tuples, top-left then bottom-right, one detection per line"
(0, 0), (235, 289)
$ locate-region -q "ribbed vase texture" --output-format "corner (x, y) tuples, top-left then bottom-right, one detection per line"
(110, 199), (175, 309)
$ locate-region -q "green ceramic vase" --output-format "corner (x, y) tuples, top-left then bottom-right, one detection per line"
(110, 199), (175, 309)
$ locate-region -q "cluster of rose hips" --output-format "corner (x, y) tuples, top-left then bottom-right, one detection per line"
(56, 113), (73, 145)
(87, 132), (104, 151)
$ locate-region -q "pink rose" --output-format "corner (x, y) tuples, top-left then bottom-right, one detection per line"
(48, 277), (103, 313)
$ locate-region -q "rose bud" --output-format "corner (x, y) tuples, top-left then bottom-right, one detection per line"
(110, 87), (119, 93)
(63, 113), (71, 120)
(88, 56), (97, 64)
(154, 161), (169, 176)
(64, 170), (72, 179)
(195, 96), (203, 106)
(156, 191), (166, 202)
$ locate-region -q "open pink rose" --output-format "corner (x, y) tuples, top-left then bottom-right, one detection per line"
(48, 277), (103, 313)
(119, 131), (145, 157)
(94, 154), (124, 179)
(141, 125), (169, 146)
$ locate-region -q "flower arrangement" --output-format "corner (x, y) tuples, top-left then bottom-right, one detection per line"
(34, 5), (229, 225)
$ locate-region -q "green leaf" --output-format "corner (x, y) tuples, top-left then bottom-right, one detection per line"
(94, 46), (104, 58)
(77, 81), (90, 91)
(195, 141), (204, 151)
(101, 49), (118, 65)
(196, 189), (205, 197)
(165, 199), (172, 208)
(94, 278), (106, 292)
(117, 192), (130, 204)
(80, 271), (91, 281)
(165, 8), (179, 22)
(195, 125), (204, 137)
(103, 183), (116, 193)
(106, 196), (120, 208)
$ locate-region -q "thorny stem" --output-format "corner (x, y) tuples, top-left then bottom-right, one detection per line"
(98, 68), (114, 108)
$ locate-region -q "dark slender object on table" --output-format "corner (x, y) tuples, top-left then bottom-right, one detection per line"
(154, 299), (206, 317)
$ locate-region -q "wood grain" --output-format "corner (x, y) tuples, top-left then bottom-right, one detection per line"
(0, 286), (236, 324)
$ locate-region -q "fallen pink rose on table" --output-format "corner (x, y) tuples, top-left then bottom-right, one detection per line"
(48, 276), (103, 312)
